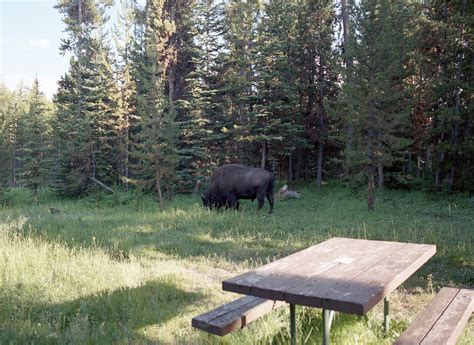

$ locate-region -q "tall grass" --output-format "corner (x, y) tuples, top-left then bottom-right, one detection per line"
(0, 185), (472, 344)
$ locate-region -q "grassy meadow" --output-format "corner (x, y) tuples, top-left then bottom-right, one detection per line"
(0, 184), (473, 344)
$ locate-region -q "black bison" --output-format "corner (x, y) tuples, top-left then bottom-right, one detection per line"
(202, 164), (275, 213)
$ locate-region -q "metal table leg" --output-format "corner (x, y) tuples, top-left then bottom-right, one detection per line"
(384, 297), (390, 333)
(322, 308), (334, 345)
(290, 304), (296, 345)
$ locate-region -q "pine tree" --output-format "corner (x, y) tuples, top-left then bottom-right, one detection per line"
(220, 0), (261, 163)
(53, 0), (120, 196)
(176, 0), (226, 191)
(0, 84), (14, 197)
(53, 64), (88, 196)
(296, 0), (337, 188)
(165, 0), (195, 113)
(131, 0), (178, 206)
(3, 84), (29, 188)
(82, 38), (121, 186)
(19, 78), (51, 199)
(252, 0), (300, 172)
(422, 0), (473, 192)
(341, 0), (415, 209)
(338, 0), (356, 179)
(115, 0), (140, 192)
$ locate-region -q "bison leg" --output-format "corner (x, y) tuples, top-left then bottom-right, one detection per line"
(215, 201), (224, 211)
(267, 193), (274, 214)
(226, 196), (239, 211)
(257, 194), (265, 211)
(225, 201), (234, 210)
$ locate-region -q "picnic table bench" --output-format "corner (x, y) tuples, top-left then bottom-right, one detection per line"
(394, 287), (473, 345)
(193, 237), (438, 344)
(192, 295), (284, 336)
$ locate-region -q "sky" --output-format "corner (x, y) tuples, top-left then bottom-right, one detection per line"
(0, 0), (71, 99)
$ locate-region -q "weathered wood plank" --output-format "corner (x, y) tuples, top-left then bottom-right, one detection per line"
(393, 288), (460, 345)
(223, 237), (356, 296)
(420, 288), (474, 345)
(247, 238), (363, 301)
(210, 298), (284, 330)
(284, 240), (405, 309)
(321, 243), (436, 314)
(192, 296), (285, 336)
(193, 296), (258, 324)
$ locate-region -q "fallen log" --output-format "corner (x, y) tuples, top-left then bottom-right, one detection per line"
(88, 176), (115, 193)
(275, 184), (300, 200)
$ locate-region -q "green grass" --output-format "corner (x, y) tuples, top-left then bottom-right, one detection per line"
(1, 184), (473, 344)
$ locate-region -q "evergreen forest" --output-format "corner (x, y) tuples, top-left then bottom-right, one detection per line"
(1, 1), (473, 343)
(1, 0), (473, 208)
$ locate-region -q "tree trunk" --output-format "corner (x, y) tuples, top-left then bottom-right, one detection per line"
(288, 153), (293, 185)
(378, 160), (384, 190)
(304, 152), (309, 182)
(426, 146), (432, 172)
(449, 3), (464, 191)
(407, 151), (412, 175)
(261, 142), (266, 169)
(168, 2), (176, 114)
(435, 0), (448, 192)
(316, 53), (326, 191)
(11, 143), (16, 187)
(168, 66), (175, 109)
(368, 169), (375, 211)
(156, 173), (164, 208)
(435, 165), (441, 191)
(416, 154), (421, 179)
(237, 32), (249, 162)
(77, 0), (83, 119)
(124, 126), (129, 192)
(367, 100), (376, 210)
(90, 141), (96, 179)
(317, 143), (323, 190)
(346, 125), (353, 166)
(342, 0), (353, 173)
(449, 115), (460, 191)
(341, 0), (350, 66)
(435, 152), (445, 192)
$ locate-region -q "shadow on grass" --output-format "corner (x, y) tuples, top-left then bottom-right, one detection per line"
(285, 308), (407, 345)
(18, 206), (308, 265)
(0, 280), (204, 344)
(272, 309), (370, 344)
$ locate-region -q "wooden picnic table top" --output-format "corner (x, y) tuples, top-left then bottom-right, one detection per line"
(223, 237), (436, 315)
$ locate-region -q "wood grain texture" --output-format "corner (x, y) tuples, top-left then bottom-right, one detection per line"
(321, 243), (436, 314)
(420, 288), (473, 345)
(192, 296), (284, 336)
(394, 288), (474, 345)
(222, 237), (355, 296)
(394, 288), (459, 345)
(222, 238), (436, 315)
(285, 240), (405, 310)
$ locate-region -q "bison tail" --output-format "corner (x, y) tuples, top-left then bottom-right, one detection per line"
(269, 174), (275, 193)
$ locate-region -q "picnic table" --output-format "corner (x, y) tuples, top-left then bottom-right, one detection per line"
(222, 237), (437, 344)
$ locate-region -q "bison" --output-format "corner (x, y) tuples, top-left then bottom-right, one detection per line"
(202, 164), (275, 214)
